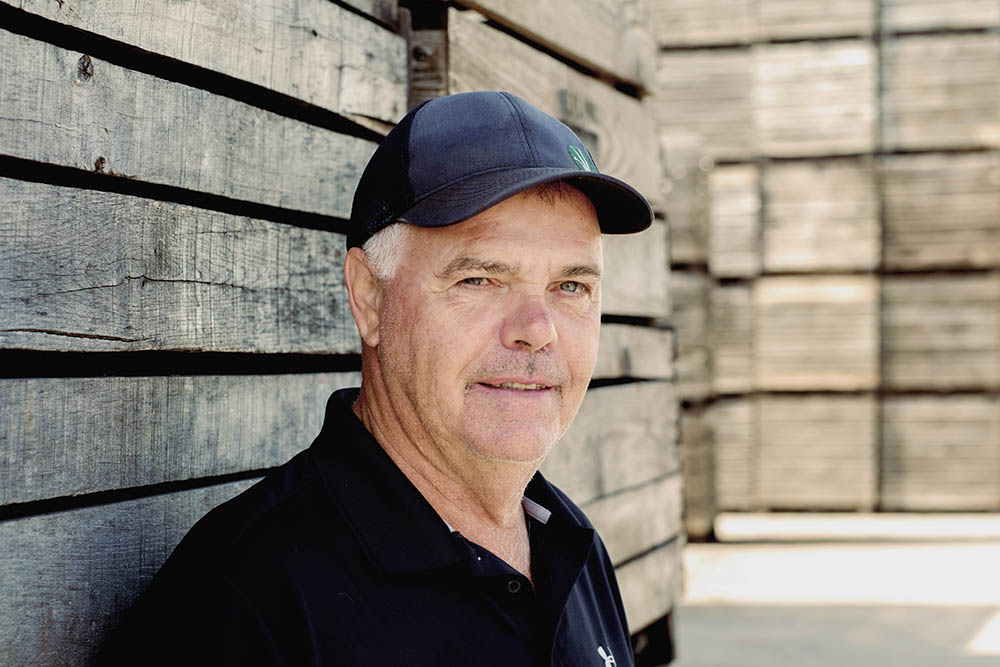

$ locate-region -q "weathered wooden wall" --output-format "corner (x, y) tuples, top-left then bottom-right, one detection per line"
(647, 0), (1000, 516)
(0, 1), (404, 662)
(2, 0), (680, 663)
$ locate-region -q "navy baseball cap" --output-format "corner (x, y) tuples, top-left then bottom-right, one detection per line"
(347, 91), (653, 249)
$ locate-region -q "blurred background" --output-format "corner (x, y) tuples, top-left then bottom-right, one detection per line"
(653, 1), (1000, 664)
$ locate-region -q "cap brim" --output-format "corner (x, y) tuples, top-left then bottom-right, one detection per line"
(397, 167), (654, 235)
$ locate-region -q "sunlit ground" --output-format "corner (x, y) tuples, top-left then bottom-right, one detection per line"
(673, 514), (1000, 666)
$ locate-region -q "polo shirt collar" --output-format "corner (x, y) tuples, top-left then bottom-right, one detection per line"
(309, 388), (596, 585)
(310, 388), (462, 573)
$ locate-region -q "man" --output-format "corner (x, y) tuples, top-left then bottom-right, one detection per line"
(98, 91), (652, 666)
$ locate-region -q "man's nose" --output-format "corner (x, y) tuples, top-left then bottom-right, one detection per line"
(500, 294), (557, 352)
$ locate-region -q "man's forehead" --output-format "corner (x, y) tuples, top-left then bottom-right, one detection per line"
(457, 188), (599, 234)
(435, 202), (601, 254)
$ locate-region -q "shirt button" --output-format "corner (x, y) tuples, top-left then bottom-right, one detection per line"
(507, 580), (521, 594)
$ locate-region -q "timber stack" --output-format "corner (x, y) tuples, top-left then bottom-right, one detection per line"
(647, 0), (1000, 517)
(0, 0), (682, 664)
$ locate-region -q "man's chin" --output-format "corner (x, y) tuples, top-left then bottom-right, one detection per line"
(462, 426), (560, 467)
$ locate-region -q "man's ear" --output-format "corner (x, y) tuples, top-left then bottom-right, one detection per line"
(344, 246), (382, 347)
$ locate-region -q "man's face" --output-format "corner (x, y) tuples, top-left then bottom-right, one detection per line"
(375, 186), (603, 467)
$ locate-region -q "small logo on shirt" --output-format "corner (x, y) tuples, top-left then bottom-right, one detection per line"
(597, 645), (616, 666)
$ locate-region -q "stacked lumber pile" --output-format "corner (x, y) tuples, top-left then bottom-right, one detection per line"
(647, 0), (1000, 515)
(659, 133), (718, 540)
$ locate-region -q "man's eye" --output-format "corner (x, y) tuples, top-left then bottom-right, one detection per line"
(559, 281), (587, 294)
(462, 277), (490, 286)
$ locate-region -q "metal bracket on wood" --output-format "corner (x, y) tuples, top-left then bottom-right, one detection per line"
(401, 0), (449, 109)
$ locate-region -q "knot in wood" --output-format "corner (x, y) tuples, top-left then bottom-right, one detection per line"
(411, 45), (433, 62)
(77, 55), (94, 81)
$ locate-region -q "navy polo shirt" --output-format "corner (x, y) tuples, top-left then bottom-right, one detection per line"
(98, 388), (633, 666)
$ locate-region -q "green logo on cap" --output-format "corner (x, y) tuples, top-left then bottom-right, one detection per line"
(568, 145), (595, 172)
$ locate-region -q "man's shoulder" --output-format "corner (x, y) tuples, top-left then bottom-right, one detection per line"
(169, 389), (364, 569)
(163, 446), (339, 573)
(97, 443), (347, 664)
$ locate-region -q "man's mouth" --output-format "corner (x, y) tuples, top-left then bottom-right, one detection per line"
(478, 382), (551, 391)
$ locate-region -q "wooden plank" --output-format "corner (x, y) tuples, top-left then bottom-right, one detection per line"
(338, 0), (400, 28)
(0, 179), (359, 353)
(881, 34), (1000, 151)
(669, 270), (712, 401)
(709, 397), (757, 511)
(882, 0), (1000, 32)
(452, 0), (654, 88)
(882, 274), (1000, 391)
(882, 152), (1000, 270)
(709, 164), (761, 278)
(615, 538), (684, 632)
(754, 275), (879, 391)
(448, 8), (665, 213)
(582, 473), (683, 565)
(756, 0), (874, 40)
(0, 480), (257, 665)
(661, 134), (711, 266)
(648, 0), (997, 43)
(678, 404), (716, 540)
(754, 40), (877, 157)
(4, 0), (406, 123)
(758, 394), (877, 511)
(602, 219), (672, 319)
(595, 324), (675, 381)
(882, 396), (1000, 511)
(544, 381), (680, 505)
(1, 373), (359, 505)
(0, 29), (376, 217)
(654, 48), (754, 161)
(762, 158), (879, 272)
(645, 0), (753, 47)
(711, 284), (754, 394)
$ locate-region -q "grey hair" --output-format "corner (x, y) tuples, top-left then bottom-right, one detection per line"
(361, 222), (411, 282)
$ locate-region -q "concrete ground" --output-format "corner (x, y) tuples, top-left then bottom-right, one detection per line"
(672, 514), (1000, 666)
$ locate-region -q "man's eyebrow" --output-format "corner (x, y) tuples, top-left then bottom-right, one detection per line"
(561, 263), (602, 280)
(436, 256), (519, 278)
